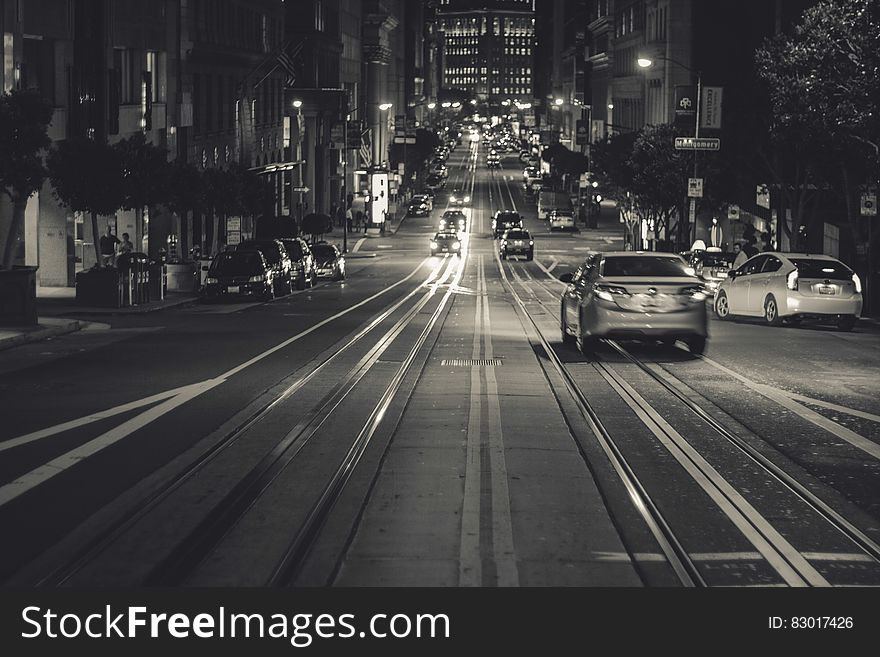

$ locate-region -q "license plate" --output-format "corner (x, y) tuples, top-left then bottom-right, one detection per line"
(819, 286), (835, 295)
(227, 286), (240, 293)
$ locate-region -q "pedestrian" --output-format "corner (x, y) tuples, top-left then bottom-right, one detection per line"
(732, 242), (748, 269)
(743, 236), (759, 258)
(99, 225), (120, 267)
(345, 206), (353, 232)
(119, 232), (134, 255)
(335, 204), (346, 230)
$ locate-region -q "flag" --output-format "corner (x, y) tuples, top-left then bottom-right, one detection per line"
(360, 129), (373, 168)
(277, 49), (297, 87)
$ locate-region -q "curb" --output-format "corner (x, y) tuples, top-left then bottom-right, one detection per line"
(39, 295), (200, 318)
(0, 319), (83, 352)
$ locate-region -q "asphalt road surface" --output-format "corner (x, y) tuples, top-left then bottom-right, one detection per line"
(2, 142), (879, 587)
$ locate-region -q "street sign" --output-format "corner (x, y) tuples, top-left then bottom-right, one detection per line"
(728, 204), (740, 220)
(675, 137), (721, 151)
(576, 120), (588, 146)
(293, 186), (310, 193)
(688, 178), (704, 198)
(861, 193), (877, 216)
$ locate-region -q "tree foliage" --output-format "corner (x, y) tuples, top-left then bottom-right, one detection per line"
(0, 89), (54, 269)
(113, 133), (170, 212)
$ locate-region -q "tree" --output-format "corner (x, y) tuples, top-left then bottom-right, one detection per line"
(0, 90), (54, 270)
(756, 0), (880, 252)
(114, 133), (170, 254)
(48, 138), (124, 267)
(301, 213), (333, 243)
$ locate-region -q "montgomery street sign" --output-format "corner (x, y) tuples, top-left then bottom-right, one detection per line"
(675, 137), (721, 151)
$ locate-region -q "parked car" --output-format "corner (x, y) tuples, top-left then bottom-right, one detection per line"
(714, 252), (862, 330)
(681, 247), (737, 292)
(430, 231), (462, 256)
(548, 209), (576, 231)
(278, 237), (316, 290)
(236, 239), (293, 296)
(560, 252), (709, 354)
(499, 229), (534, 261)
(311, 242), (346, 281)
(425, 174), (446, 192)
(492, 210), (524, 238)
(407, 197), (431, 217)
(449, 187), (471, 206)
(411, 193), (433, 212)
(204, 250), (276, 301)
(439, 209), (467, 233)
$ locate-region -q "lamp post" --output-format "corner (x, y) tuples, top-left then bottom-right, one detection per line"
(292, 99), (305, 230)
(639, 55), (702, 249)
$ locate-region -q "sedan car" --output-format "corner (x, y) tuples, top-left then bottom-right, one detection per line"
(487, 155), (501, 168)
(714, 252), (862, 330)
(407, 197), (431, 217)
(412, 193), (433, 212)
(492, 210), (524, 239)
(204, 250), (276, 301)
(499, 229), (534, 261)
(425, 174), (446, 192)
(278, 237), (316, 290)
(681, 247), (737, 292)
(311, 242), (346, 281)
(430, 231), (462, 256)
(560, 252), (709, 354)
(237, 238), (293, 296)
(548, 210), (575, 231)
(449, 187), (471, 206)
(439, 210), (467, 233)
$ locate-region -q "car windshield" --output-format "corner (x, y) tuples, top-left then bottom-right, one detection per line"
(211, 252), (263, 275)
(505, 230), (529, 240)
(240, 242), (280, 264)
(790, 258), (853, 280)
(311, 245), (336, 260)
(601, 256), (690, 278)
(282, 241), (303, 259)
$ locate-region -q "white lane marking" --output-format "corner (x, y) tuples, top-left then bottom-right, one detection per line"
(377, 245), (393, 249)
(459, 253), (483, 587)
(0, 383), (203, 453)
(801, 552), (876, 562)
(352, 238), (367, 253)
(480, 256), (519, 586)
(594, 363), (830, 587)
(534, 257), (565, 286)
(783, 391), (880, 424)
(3, 261), (432, 452)
(0, 379), (224, 507)
(546, 258), (558, 273)
(700, 356), (880, 461)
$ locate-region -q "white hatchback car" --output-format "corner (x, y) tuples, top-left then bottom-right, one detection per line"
(714, 252), (862, 330)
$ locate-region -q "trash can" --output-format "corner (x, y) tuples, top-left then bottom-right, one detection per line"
(149, 261), (167, 301)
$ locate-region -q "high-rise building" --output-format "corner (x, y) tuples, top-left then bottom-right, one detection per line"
(435, 0), (536, 103)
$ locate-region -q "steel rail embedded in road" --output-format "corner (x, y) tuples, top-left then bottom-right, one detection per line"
(491, 223), (702, 587)
(35, 258), (451, 587)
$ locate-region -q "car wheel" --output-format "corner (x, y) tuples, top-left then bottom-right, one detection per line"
(561, 305), (575, 345)
(296, 272), (306, 290)
(763, 295), (782, 327)
(685, 336), (707, 355)
(714, 291), (731, 320)
(837, 315), (857, 332)
(309, 271), (317, 288)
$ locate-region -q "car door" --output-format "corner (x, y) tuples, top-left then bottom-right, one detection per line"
(740, 255), (769, 313)
(726, 256), (762, 314)
(748, 255), (783, 313)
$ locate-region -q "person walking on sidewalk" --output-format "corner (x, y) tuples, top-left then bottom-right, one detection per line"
(99, 226), (120, 267)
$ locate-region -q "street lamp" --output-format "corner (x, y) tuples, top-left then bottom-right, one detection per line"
(639, 54), (703, 247)
(292, 100), (305, 226)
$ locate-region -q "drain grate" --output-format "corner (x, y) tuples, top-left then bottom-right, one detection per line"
(441, 358), (503, 367)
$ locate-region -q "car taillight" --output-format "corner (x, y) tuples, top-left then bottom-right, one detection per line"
(787, 269), (799, 291)
(594, 284), (629, 302)
(852, 273), (862, 294)
(452, 241), (461, 249)
(430, 241), (438, 249)
(680, 285), (709, 301)
(206, 277), (218, 284)
(249, 275), (265, 283)
(464, 196), (471, 203)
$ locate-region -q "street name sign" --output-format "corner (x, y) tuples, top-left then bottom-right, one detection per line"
(675, 137), (720, 151)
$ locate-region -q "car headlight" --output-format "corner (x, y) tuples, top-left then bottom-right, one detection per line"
(206, 277), (218, 284)
(529, 240), (534, 246)
(249, 275), (265, 283)
(464, 196), (471, 203)
(452, 241), (461, 249)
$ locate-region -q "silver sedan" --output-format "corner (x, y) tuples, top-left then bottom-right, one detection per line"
(561, 252), (709, 354)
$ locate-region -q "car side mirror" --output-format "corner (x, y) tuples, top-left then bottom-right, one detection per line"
(728, 270), (738, 279)
(559, 272), (574, 284)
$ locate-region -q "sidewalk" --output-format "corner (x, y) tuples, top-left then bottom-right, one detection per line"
(0, 286), (199, 351)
